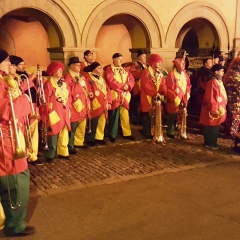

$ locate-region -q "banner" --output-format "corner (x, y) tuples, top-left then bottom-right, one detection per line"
(187, 57), (206, 69)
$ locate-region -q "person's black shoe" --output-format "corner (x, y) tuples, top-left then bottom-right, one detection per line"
(86, 141), (96, 147)
(69, 148), (77, 155)
(109, 137), (116, 143)
(95, 139), (107, 145)
(123, 135), (135, 141)
(46, 157), (54, 163)
(75, 144), (89, 149)
(5, 226), (35, 237)
(58, 155), (69, 160)
(167, 134), (175, 139)
(28, 159), (44, 166)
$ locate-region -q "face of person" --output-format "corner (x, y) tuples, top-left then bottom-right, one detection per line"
(16, 61), (25, 72)
(216, 69), (224, 77)
(152, 61), (162, 70)
(9, 64), (17, 75)
(0, 56), (11, 74)
(92, 66), (102, 75)
(138, 54), (146, 63)
(213, 57), (219, 64)
(205, 59), (213, 69)
(85, 53), (93, 63)
(53, 68), (63, 79)
(113, 57), (123, 67)
(70, 63), (81, 73)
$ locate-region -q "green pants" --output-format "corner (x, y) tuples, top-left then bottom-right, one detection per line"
(141, 112), (151, 136)
(167, 113), (177, 135)
(68, 121), (80, 150)
(108, 107), (120, 138)
(202, 125), (220, 146)
(85, 116), (100, 142)
(0, 169), (30, 235)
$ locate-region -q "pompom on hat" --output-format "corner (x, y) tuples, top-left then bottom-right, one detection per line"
(9, 55), (24, 65)
(0, 49), (9, 64)
(148, 54), (162, 65)
(83, 62), (101, 72)
(46, 61), (64, 76)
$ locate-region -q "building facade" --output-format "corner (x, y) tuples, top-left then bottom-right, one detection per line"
(0, 0), (239, 71)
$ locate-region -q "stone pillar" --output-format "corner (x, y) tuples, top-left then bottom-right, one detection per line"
(233, 0), (240, 57)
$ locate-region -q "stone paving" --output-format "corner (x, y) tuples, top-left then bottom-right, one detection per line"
(28, 123), (240, 196)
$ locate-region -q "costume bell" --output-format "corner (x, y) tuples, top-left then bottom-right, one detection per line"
(199, 64), (227, 149)
(104, 53), (135, 142)
(140, 53), (167, 139)
(40, 61), (71, 162)
(165, 58), (191, 138)
(64, 56), (91, 152)
(83, 62), (112, 146)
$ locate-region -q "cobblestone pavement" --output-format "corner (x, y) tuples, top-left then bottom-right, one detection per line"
(29, 124), (240, 196)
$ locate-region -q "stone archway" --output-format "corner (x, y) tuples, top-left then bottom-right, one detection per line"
(81, 0), (164, 49)
(0, 0), (80, 47)
(166, 2), (230, 51)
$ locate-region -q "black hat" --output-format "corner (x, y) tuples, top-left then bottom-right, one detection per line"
(9, 55), (24, 65)
(84, 50), (93, 56)
(175, 49), (189, 59)
(112, 53), (122, 59)
(212, 64), (224, 72)
(68, 56), (81, 66)
(0, 49), (9, 64)
(83, 62), (101, 72)
(137, 49), (146, 57)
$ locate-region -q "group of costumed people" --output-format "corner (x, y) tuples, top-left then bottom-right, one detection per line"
(0, 45), (238, 237)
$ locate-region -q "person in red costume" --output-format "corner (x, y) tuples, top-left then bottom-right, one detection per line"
(139, 53), (167, 139)
(40, 61), (71, 162)
(129, 49), (148, 125)
(104, 53), (135, 142)
(0, 49), (35, 237)
(80, 50), (94, 79)
(199, 64), (227, 150)
(64, 56), (91, 152)
(83, 62), (112, 146)
(165, 57), (191, 138)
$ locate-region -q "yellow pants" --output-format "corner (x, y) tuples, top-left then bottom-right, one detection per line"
(0, 202), (5, 230)
(74, 119), (86, 146)
(95, 114), (106, 140)
(120, 106), (131, 136)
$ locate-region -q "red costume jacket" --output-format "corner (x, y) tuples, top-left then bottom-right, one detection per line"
(65, 71), (91, 122)
(0, 77), (31, 176)
(140, 67), (167, 112)
(165, 69), (191, 113)
(86, 73), (111, 119)
(104, 64), (135, 110)
(41, 77), (71, 135)
(129, 61), (148, 95)
(199, 77), (227, 126)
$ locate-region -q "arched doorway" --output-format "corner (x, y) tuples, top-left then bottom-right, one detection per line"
(96, 14), (150, 67)
(176, 18), (220, 57)
(0, 8), (64, 69)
